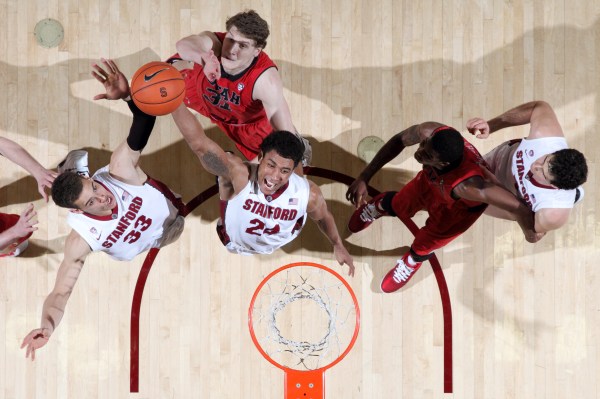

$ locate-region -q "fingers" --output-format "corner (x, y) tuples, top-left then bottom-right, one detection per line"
(466, 117), (485, 129)
(91, 58), (118, 82)
(20, 334), (31, 349)
(345, 189), (362, 206)
(101, 57), (116, 74)
(466, 118), (489, 138)
(91, 70), (106, 84)
(21, 203), (34, 215)
(347, 264), (355, 277)
(91, 63), (109, 81)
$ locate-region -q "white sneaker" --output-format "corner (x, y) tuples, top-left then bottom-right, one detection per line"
(0, 237), (29, 257)
(58, 150), (89, 177)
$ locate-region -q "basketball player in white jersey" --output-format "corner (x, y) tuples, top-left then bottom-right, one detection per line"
(466, 101), (587, 238)
(21, 59), (185, 360)
(171, 103), (355, 276)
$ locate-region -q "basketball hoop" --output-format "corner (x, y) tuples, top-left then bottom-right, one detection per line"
(248, 262), (360, 398)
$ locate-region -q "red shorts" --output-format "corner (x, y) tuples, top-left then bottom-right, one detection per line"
(390, 172), (486, 257)
(181, 65), (272, 160)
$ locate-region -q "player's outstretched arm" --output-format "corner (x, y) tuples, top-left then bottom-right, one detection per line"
(254, 68), (297, 134)
(91, 58), (157, 185)
(307, 181), (355, 277)
(21, 230), (91, 360)
(171, 104), (241, 182)
(0, 137), (57, 201)
(176, 31), (222, 62)
(468, 101), (563, 140)
(176, 32), (222, 81)
(346, 121), (441, 207)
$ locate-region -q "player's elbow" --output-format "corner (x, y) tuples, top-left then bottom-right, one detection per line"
(534, 208), (569, 233)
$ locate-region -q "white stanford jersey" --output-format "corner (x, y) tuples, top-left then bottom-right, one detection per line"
(220, 170), (310, 255)
(68, 166), (184, 261)
(485, 137), (581, 212)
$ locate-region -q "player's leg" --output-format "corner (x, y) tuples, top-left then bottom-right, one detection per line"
(381, 201), (486, 293)
(348, 172), (427, 233)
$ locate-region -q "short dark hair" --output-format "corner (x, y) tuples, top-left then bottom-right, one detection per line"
(549, 148), (587, 190)
(431, 128), (464, 163)
(52, 172), (84, 209)
(260, 131), (304, 167)
(226, 10), (270, 49)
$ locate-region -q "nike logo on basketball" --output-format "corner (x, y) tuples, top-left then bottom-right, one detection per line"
(144, 68), (169, 82)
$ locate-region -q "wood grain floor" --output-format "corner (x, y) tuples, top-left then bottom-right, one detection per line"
(1, 0), (599, 398)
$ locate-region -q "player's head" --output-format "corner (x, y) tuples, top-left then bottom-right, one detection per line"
(546, 149), (587, 190)
(222, 10), (269, 73)
(226, 10), (270, 49)
(52, 172), (116, 216)
(414, 128), (464, 169)
(257, 131), (304, 195)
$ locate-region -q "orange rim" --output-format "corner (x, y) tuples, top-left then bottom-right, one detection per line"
(248, 261), (360, 373)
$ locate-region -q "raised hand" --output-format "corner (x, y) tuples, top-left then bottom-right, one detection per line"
(201, 50), (221, 82)
(10, 204), (38, 238)
(334, 244), (355, 277)
(466, 117), (491, 139)
(33, 168), (58, 202)
(92, 58), (130, 100)
(345, 178), (369, 208)
(20, 328), (50, 361)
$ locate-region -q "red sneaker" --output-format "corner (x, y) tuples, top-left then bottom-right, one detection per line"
(347, 192), (389, 233)
(380, 253), (423, 293)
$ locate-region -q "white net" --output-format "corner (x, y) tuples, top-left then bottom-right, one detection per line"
(249, 264), (359, 371)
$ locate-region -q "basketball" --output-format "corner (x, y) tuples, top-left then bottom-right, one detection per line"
(130, 61), (185, 116)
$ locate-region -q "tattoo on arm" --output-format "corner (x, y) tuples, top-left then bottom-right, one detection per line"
(201, 151), (229, 176)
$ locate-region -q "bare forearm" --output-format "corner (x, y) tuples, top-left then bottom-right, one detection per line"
(39, 291), (71, 336)
(0, 228), (20, 249)
(172, 107), (230, 177)
(315, 213), (343, 248)
(0, 137), (46, 176)
(176, 33), (215, 64)
(487, 101), (541, 133)
(358, 132), (408, 182)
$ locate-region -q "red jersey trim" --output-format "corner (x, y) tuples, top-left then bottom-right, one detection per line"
(263, 181), (290, 202)
(526, 171), (557, 190)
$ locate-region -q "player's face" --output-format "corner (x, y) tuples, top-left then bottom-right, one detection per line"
(221, 26), (261, 74)
(257, 150), (296, 196)
(414, 138), (447, 168)
(73, 178), (116, 216)
(531, 154), (555, 185)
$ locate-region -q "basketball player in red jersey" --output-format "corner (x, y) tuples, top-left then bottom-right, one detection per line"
(168, 10), (311, 166)
(171, 103), (354, 276)
(346, 122), (540, 293)
(21, 59), (184, 360)
(0, 137), (57, 257)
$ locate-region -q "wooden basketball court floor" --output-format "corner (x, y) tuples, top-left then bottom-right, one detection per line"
(1, 1), (599, 398)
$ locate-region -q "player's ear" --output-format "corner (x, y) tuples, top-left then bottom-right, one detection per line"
(69, 209), (84, 214)
(258, 151), (264, 162)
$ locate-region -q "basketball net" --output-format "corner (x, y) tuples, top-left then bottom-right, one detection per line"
(249, 262), (360, 398)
